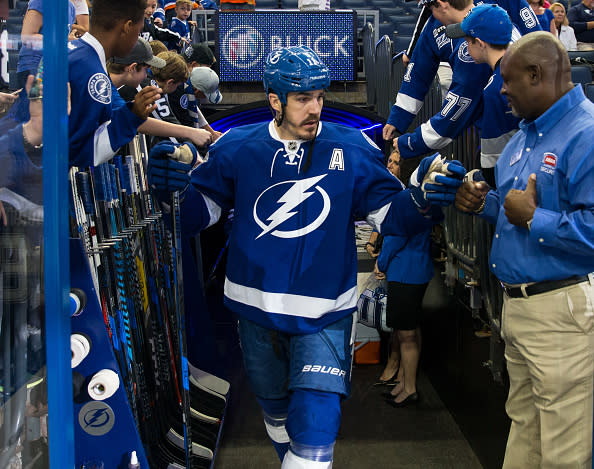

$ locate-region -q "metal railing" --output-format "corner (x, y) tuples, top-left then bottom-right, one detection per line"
(367, 44), (506, 383)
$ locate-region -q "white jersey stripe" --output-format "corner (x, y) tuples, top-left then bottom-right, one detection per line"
(200, 193), (222, 228)
(395, 93), (424, 115)
(224, 277), (358, 318)
(366, 202), (391, 233)
(93, 120), (116, 166)
(480, 129), (518, 168)
(420, 120), (452, 149)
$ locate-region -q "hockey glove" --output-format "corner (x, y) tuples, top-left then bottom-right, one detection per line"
(463, 168), (487, 184)
(409, 154), (466, 209)
(147, 141), (199, 193)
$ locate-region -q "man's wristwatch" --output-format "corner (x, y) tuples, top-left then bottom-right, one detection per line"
(526, 217), (533, 231)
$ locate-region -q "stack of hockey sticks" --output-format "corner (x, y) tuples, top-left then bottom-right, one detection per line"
(69, 134), (229, 468)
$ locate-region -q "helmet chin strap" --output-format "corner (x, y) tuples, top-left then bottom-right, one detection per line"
(274, 104), (285, 127)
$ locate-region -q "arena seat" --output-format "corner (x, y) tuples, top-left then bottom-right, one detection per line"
(371, 0), (397, 8)
(257, 0), (280, 8)
(392, 34), (412, 54)
(585, 83), (594, 103)
(378, 23), (396, 39)
(571, 65), (593, 88)
(568, 50), (594, 64)
(393, 22), (417, 36)
(379, 6), (407, 17)
(389, 14), (417, 26)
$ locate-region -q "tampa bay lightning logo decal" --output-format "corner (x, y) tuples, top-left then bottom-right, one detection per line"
(180, 94), (189, 110)
(88, 73), (111, 104)
(457, 42), (475, 63)
(78, 401), (115, 436)
(253, 175), (331, 239)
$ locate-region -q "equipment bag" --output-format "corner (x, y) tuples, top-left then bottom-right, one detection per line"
(356, 273), (392, 333)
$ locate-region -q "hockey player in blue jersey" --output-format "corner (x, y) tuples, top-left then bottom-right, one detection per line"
(383, 0), (541, 160)
(446, 4), (521, 187)
(68, 0), (163, 168)
(147, 45), (466, 468)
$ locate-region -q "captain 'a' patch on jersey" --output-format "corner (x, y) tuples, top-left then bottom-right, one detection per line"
(253, 174), (331, 240)
(328, 149), (345, 171)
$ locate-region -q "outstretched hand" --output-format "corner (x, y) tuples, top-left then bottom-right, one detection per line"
(147, 141), (200, 193)
(409, 154), (466, 211)
(455, 169), (490, 213)
(504, 173), (537, 229)
(382, 123), (400, 142)
(131, 85), (162, 120)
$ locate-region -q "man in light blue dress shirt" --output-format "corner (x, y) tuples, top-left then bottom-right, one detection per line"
(455, 31), (594, 469)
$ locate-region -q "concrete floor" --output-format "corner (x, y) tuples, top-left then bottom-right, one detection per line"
(204, 224), (510, 469)
(215, 360), (483, 469)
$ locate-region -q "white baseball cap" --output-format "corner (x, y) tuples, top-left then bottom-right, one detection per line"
(190, 67), (223, 104)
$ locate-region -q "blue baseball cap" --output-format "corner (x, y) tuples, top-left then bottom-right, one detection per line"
(445, 4), (512, 45)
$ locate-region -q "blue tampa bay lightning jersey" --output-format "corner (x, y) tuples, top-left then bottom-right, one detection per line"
(475, 63), (520, 168)
(68, 33), (145, 168)
(180, 121), (441, 334)
(388, 0), (540, 159)
(389, 16), (492, 158)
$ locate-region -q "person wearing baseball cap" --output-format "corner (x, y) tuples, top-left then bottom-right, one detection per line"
(190, 66), (223, 104)
(446, 4), (521, 184)
(167, 47), (223, 142)
(111, 36), (167, 70)
(445, 3), (513, 49)
(108, 42), (212, 150)
(182, 42), (216, 68)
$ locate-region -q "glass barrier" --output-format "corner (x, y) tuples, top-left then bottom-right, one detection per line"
(1, 5), (48, 466)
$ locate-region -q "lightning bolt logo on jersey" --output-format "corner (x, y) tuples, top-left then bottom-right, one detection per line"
(254, 174), (331, 239)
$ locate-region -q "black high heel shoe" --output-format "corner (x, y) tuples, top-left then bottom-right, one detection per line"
(385, 392), (419, 408)
(373, 368), (400, 386)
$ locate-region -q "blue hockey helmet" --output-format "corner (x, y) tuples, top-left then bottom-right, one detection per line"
(263, 46), (331, 105)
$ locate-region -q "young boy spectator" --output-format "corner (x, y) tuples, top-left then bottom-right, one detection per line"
(190, 67), (222, 106)
(142, 0), (186, 48)
(168, 44), (221, 141)
(156, 0), (200, 24)
(168, 0), (198, 51)
(118, 50), (212, 148)
(446, 4), (521, 186)
(68, 0), (162, 168)
(108, 38), (212, 149)
(183, 42), (216, 69)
